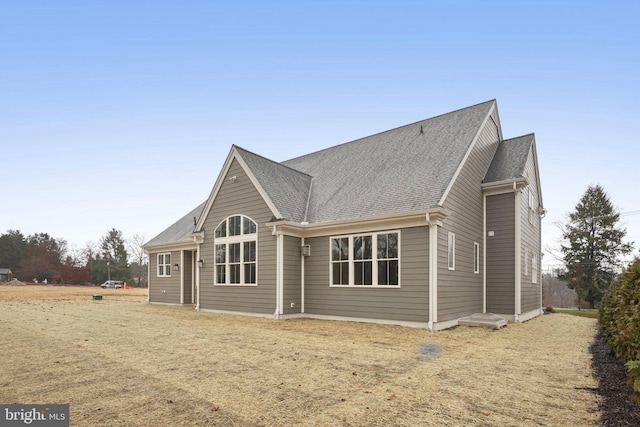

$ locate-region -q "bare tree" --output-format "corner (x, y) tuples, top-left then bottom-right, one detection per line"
(128, 233), (148, 287)
(542, 271), (577, 308)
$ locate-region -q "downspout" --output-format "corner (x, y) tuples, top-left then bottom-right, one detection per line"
(272, 225), (284, 318)
(146, 254), (150, 303)
(180, 251), (184, 305)
(483, 194), (487, 313)
(426, 213), (438, 331)
(539, 208), (546, 314)
(301, 237), (305, 314)
(514, 182), (522, 322)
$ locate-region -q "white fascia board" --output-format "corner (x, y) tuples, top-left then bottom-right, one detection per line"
(143, 240), (198, 253)
(189, 231), (205, 244)
(481, 177), (528, 196)
(194, 146), (282, 232)
(439, 101), (497, 206)
(232, 151), (283, 219)
(268, 208), (448, 238)
(529, 138), (544, 210)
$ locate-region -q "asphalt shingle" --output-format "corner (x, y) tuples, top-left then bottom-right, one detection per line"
(144, 201), (206, 247)
(483, 134), (534, 183)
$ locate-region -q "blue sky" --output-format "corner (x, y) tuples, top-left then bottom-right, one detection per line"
(2, 0), (638, 269)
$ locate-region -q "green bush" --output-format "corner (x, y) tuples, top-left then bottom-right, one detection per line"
(600, 257), (640, 394)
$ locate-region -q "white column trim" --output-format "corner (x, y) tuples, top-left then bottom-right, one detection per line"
(195, 244), (201, 310)
(483, 194), (487, 313)
(301, 237), (305, 313)
(180, 251), (184, 304)
(514, 188), (522, 320)
(428, 223), (438, 330)
(275, 232), (284, 317)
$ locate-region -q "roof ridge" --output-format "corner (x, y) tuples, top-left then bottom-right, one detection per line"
(233, 144), (312, 178)
(302, 178), (313, 223)
(283, 99), (496, 163)
(502, 133), (535, 142)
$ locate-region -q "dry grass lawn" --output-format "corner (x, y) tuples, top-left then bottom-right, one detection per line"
(0, 285), (600, 426)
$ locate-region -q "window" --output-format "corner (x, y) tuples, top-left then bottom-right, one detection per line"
(331, 237), (349, 285)
(377, 233), (399, 286)
(473, 242), (480, 274)
(532, 254), (538, 283)
(214, 215), (257, 285)
(157, 253), (171, 277)
(524, 247), (529, 276)
(447, 232), (455, 270)
(331, 231), (399, 287)
(528, 190), (536, 225)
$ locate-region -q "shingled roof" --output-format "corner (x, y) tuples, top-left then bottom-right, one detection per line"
(144, 201), (206, 248)
(483, 134), (534, 183)
(149, 100), (512, 246)
(243, 99), (496, 223)
(234, 146), (312, 222)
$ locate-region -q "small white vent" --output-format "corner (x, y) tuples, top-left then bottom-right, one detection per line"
(301, 244), (311, 257)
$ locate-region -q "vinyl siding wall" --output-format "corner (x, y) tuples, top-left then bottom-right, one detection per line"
(149, 250), (182, 304)
(520, 149), (542, 313)
(303, 226), (429, 323)
(199, 159), (277, 314)
(485, 193), (516, 314)
(438, 113), (501, 321)
(282, 235), (302, 315)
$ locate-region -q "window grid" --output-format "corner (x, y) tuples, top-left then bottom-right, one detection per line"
(157, 253), (171, 277)
(214, 215), (257, 285)
(330, 231), (399, 287)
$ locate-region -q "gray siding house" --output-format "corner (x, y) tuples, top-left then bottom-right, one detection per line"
(144, 100), (544, 330)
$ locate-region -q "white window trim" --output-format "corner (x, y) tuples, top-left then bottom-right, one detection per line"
(524, 247), (529, 276)
(329, 231), (400, 288)
(157, 252), (171, 277)
(473, 242), (480, 274)
(447, 232), (455, 271)
(214, 215), (258, 286)
(532, 253), (538, 284)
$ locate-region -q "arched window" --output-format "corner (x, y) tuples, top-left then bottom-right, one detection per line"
(214, 215), (257, 285)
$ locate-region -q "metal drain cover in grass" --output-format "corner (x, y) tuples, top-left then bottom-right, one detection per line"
(419, 343), (440, 360)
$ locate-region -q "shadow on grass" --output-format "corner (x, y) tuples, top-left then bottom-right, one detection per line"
(589, 328), (640, 426)
(556, 309), (599, 319)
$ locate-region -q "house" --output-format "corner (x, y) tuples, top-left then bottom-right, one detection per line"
(0, 268), (13, 282)
(143, 100), (544, 330)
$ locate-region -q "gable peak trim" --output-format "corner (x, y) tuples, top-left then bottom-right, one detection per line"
(194, 146), (282, 232)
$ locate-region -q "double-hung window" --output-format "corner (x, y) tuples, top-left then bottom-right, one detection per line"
(157, 253), (171, 277)
(214, 215), (257, 285)
(331, 231), (399, 287)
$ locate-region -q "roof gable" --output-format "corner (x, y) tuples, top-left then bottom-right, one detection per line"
(484, 134), (534, 183)
(234, 146), (312, 222)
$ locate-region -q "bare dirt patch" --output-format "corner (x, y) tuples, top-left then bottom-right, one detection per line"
(0, 286), (601, 426)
